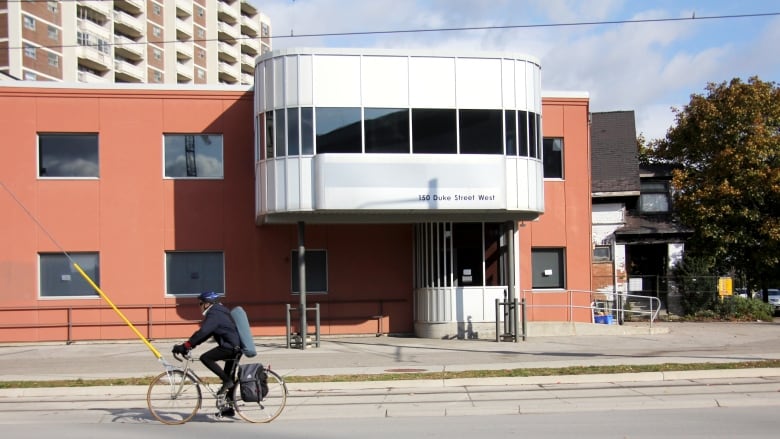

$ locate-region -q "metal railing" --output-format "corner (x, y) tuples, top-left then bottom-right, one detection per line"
(520, 289), (662, 329)
(0, 298), (406, 344)
(0, 303), (192, 344)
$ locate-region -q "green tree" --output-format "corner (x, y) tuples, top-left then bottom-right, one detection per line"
(650, 77), (780, 292)
(637, 133), (652, 166)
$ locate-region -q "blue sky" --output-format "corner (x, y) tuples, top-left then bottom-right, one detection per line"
(253, 0), (780, 141)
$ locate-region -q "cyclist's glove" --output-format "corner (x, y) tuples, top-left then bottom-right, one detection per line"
(172, 343), (190, 355)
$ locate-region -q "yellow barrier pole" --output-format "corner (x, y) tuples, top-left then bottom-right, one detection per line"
(2, 181), (165, 361)
(73, 262), (163, 360)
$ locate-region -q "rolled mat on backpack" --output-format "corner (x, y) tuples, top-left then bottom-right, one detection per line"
(231, 306), (257, 357)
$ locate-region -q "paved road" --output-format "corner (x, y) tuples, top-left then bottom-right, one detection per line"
(1, 372), (779, 424)
(2, 407), (779, 438)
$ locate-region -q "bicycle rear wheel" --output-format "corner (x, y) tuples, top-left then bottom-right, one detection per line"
(234, 368), (287, 423)
(147, 369), (201, 425)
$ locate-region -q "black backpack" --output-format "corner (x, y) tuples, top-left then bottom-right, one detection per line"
(238, 363), (268, 402)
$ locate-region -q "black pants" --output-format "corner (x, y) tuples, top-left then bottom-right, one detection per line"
(200, 346), (239, 383)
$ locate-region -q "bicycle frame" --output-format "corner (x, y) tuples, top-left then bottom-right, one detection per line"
(163, 353), (231, 400)
(149, 352), (287, 424)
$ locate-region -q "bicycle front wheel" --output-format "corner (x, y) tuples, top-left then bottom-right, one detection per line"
(234, 368), (287, 423)
(147, 369), (202, 425)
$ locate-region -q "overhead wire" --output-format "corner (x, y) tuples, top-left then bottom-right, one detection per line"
(3, 11), (780, 52)
(1, 178), (165, 360)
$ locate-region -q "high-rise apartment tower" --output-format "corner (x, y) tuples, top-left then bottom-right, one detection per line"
(0, 0), (272, 85)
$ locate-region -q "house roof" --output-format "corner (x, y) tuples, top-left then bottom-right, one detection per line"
(591, 111), (640, 195)
(615, 214), (693, 243)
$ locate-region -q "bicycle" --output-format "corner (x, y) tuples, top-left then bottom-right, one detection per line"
(146, 351), (287, 425)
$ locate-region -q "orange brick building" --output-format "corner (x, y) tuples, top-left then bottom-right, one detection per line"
(0, 49), (592, 343)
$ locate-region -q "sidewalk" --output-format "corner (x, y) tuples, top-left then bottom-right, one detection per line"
(3, 321), (780, 423)
(1, 321), (779, 383)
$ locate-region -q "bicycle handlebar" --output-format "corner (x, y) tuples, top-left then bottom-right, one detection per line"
(172, 351), (193, 362)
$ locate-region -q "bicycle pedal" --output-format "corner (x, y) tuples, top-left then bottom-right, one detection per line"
(215, 409), (235, 418)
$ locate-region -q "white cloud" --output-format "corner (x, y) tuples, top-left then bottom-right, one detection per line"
(254, 0), (780, 141)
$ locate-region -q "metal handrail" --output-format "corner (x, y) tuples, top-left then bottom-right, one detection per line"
(520, 289), (662, 328)
(0, 298), (407, 344)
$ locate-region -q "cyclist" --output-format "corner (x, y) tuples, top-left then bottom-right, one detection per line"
(173, 291), (241, 408)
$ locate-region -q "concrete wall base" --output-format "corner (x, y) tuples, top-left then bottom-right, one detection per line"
(414, 322), (501, 340)
(415, 321), (669, 339)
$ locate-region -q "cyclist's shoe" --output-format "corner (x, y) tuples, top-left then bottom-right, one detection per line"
(217, 379), (234, 395)
(216, 407), (235, 418)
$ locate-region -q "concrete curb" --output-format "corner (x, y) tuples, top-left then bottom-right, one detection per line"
(277, 367), (780, 391)
(2, 367), (779, 397)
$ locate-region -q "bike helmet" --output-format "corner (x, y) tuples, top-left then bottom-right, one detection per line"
(197, 291), (222, 304)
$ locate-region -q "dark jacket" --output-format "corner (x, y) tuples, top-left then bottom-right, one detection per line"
(187, 303), (240, 350)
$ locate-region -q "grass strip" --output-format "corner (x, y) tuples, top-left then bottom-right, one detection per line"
(1, 359), (779, 389)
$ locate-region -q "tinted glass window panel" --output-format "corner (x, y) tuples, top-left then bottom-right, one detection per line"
(265, 111), (274, 159)
(517, 111), (529, 157)
(165, 252), (224, 296)
(291, 250), (327, 293)
(452, 223), (483, 286)
(529, 113), (541, 158)
(459, 109), (503, 154)
(535, 114), (542, 158)
(483, 222), (508, 287)
(505, 110), (517, 156)
(257, 114), (264, 160)
(40, 253), (99, 297)
(412, 109), (456, 154)
(39, 134), (99, 177)
(275, 109), (286, 157)
(532, 248), (565, 289)
(593, 246), (612, 262)
(641, 181), (668, 192)
(164, 134), (223, 178)
(287, 108), (299, 156)
(315, 107), (362, 153)
(640, 193), (670, 212)
(301, 107), (314, 155)
(543, 138), (564, 179)
(365, 108), (410, 153)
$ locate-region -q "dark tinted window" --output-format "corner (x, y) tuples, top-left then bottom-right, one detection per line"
(640, 180), (670, 213)
(412, 109), (456, 154)
(459, 109), (503, 154)
(291, 250), (327, 293)
(529, 113), (540, 158)
(518, 111), (529, 157)
(543, 138), (563, 179)
(534, 114), (542, 158)
(505, 110), (517, 156)
(301, 107), (314, 155)
(275, 109), (286, 157)
(532, 248), (565, 289)
(453, 223), (483, 286)
(40, 253), (99, 297)
(265, 111), (274, 159)
(365, 108), (410, 153)
(287, 108), (299, 156)
(166, 252), (224, 296)
(39, 134), (99, 177)
(316, 107), (361, 153)
(164, 134), (223, 178)
(257, 114), (264, 160)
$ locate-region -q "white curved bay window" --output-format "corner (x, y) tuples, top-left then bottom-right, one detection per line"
(254, 48), (545, 225)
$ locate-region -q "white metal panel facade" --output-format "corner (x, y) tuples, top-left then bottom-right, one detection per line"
(254, 48), (544, 224)
(361, 56), (409, 108)
(408, 56), (457, 108)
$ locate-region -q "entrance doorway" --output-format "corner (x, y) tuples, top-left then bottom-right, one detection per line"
(413, 222), (515, 339)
